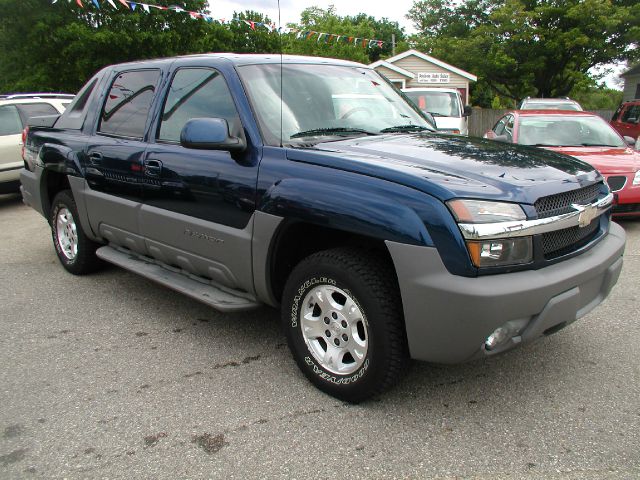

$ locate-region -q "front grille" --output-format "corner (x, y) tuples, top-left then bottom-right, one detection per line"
(612, 203), (640, 214)
(606, 176), (627, 192)
(534, 183), (602, 219)
(542, 219), (600, 259)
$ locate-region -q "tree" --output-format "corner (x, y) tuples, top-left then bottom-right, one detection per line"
(0, 0), (214, 92)
(408, 0), (640, 104)
(283, 6), (406, 63)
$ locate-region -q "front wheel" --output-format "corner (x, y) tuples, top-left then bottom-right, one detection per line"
(281, 248), (409, 402)
(50, 190), (102, 275)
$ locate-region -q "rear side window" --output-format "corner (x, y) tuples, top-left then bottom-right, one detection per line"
(0, 105), (23, 135)
(158, 68), (240, 143)
(622, 105), (640, 124)
(16, 103), (58, 124)
(99, 69), (161, 138)
(56, 74), (100, 130)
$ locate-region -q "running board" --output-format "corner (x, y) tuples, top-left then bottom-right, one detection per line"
(96, 246), (261, 312)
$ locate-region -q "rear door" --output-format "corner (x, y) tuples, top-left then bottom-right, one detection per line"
(139, 63), (259, 292)
(83, 68), (162, 254)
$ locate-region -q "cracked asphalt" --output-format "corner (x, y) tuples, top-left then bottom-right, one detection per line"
(1, 193), (639, 479)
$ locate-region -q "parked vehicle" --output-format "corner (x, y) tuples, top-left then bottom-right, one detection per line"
(0, 94), (72, 193)
(21, 55), (625, 401)
(519, 97), (583, 111)
(484, 110), (640, 217)
(402, 87), (472, 134)
(610, 99), (640, 141)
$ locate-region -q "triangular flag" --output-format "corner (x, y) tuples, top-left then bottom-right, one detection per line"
(92, 0), (100, 8)
(118, 0), (128, 7)
(76, 0), (84, 7)
(141, 3), (149, 12)
(130, 2), (136, 10)
(107, 0), (117, 7)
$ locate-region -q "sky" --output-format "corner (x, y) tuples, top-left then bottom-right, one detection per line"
(207, 0), (418, 33)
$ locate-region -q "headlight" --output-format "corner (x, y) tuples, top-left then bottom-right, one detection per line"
(447, 199), (532, 268)
(465, 237), (533, 267)
(448, 199), (526, 223)
(633, 171), (640, 186)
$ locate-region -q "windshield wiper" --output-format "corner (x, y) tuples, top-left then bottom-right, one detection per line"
(578, 143), (619, 147)
(290, 127), (376, 139)
(380, 125), (430, 133)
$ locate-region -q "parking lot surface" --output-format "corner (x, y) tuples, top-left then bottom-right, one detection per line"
(1, 193), (639, 479)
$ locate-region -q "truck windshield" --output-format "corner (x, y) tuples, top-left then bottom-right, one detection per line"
(237, 63), (433, 146)
(403, 91), (461, 117)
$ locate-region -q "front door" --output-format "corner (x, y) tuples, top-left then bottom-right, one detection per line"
(140, 67), (259, 293)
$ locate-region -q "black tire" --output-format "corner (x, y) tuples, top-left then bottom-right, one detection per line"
(281, 247), (409, 403)
(50, 190), (102, 275)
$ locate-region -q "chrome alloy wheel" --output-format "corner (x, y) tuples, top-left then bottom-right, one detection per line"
(55, 207), (78, 261)
(300, 285), (369, 375)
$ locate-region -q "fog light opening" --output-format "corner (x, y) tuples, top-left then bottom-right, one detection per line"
(484, 327), (510, 351)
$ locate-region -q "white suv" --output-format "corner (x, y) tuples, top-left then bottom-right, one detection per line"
(0, 94), (73, 193)
(402, 87), (472, 135)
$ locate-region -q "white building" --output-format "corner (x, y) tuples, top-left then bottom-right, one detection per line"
(370, 49), (477, 105)
(621, 64), (640, 101)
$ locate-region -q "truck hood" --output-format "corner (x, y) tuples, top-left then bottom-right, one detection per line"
(286, 133), (600, 205)
(542, 146), (640, 175)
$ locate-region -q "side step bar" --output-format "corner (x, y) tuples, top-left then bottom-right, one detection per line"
(96, 246), (262, 312)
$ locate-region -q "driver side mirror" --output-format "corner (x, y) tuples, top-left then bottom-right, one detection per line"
(463, 105), (473, 117)
(635, 137), (640, 151)
(180, 118), (245, 152)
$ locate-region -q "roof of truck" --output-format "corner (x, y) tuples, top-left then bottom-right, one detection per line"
(109, 53), (367, 70)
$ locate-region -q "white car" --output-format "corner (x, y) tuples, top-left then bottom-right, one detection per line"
(402, 87), (472, 135)
(0, 94), (73, 193)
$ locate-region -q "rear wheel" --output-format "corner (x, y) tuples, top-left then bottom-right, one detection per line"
(282, 248), (408, 402)
(50, 190), (102, 275)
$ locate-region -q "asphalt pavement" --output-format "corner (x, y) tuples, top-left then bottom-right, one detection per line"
(1, 192), (639, 479)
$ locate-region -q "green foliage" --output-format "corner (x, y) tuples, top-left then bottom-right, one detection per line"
(569, 78), (624, 110)
(0, 1), (401, 93)
(0, 0), (215, 92)
(282, 6), (405, 63)
(408, 0), (640, 106)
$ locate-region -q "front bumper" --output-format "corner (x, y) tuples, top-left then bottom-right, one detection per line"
(607, 173), (640, 217)
(386, 222), (626, 363)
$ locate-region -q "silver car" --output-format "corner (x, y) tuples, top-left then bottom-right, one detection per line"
(0, 94), (73, 193)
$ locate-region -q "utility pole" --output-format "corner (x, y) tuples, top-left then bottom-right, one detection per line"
(391, 34), (396, 56)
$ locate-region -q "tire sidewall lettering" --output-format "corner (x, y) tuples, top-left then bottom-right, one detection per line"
(51, 200), (76, 267)
(292, 276), (369, 385)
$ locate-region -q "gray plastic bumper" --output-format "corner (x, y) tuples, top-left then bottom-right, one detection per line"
(386, 222), (626, 364)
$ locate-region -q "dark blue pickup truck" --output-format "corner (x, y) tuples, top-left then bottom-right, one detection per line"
(20, 54), (625, 402)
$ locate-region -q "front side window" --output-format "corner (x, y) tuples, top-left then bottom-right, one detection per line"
(0, 105), (23, 136)
(158, 68), (240, 143)
(99, 69), (160, 138)
(493, 118), (506, 136)
(238, 64), (433, 146)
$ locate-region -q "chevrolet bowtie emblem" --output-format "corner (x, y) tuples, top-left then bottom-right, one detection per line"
(575, 204), (598, 228)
